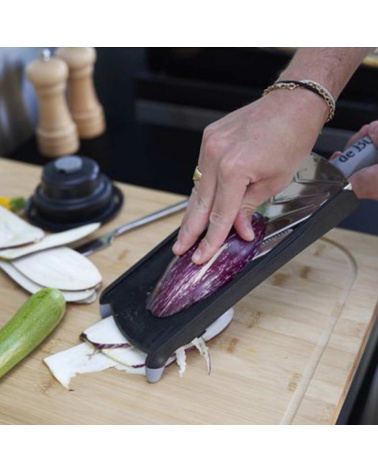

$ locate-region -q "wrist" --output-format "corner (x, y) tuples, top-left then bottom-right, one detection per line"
(262, 86), (329, 129)
(277, 57), (339, 98)
(265, 78), (334, 124)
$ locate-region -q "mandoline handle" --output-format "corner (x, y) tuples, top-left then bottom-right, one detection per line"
(331, 135), (378, 179)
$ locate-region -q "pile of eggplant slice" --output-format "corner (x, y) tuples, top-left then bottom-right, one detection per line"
(44, 309), (234, 388)
(0, 206), (101, 304)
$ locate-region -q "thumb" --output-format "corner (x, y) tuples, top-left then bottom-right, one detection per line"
(349, 164), (378, 200)
(234, 176), (291, 241)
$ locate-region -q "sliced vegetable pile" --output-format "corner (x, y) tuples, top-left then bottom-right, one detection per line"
(44, 308), (234, 388)
(0, 222), (100, 260)
(0, 261), (97, 303)
(0, 288), (66, 379)
(148, 213), (268, 317)
(0, 205), (102, 304)
(12, 247), (102, 291)
(0, 204), (44, 249)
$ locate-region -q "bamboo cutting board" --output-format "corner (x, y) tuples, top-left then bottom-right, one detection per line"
(0, 158), (377, 425)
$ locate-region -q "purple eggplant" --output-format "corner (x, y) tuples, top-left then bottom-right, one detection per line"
(147, 213), (268, 317)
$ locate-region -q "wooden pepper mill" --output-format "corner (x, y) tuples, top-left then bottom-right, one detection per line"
(26, 49), (79, 158)
(56, 47), (106, 139)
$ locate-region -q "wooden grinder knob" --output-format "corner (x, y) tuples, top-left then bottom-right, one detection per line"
(56, 47), (106, 139)
(26, 50), (79, 158)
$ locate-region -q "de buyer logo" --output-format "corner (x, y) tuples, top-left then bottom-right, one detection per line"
(338, 135), (373, 163)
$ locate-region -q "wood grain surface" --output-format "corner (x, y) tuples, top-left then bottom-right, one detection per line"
(0, 158), (377, 424)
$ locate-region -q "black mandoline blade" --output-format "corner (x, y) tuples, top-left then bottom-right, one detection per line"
(100, 188), (358, 377)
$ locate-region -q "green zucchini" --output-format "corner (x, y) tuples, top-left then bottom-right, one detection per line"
(0, 288), (66, 378)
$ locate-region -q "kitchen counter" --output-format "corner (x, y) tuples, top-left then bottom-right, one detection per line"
(0, 157), (377, 424)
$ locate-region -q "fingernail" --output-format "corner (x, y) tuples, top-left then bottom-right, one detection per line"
(330, 151), (342, 160)
(192, 250), (202, 264)
(173, 241), (181, 254)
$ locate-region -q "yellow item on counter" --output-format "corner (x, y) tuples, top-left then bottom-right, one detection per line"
(0, 197), (26, 213)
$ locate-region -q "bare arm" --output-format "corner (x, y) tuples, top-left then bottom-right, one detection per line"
(279, 48), (372, 98)
(174, 48), (372, 264)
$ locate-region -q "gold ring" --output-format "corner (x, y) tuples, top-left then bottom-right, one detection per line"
(193, 166), (202, 182)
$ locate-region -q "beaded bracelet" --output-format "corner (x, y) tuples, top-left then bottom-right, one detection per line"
(263, 79), (336, 122)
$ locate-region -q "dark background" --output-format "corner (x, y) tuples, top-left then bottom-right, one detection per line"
(4, 47), (378, 236)
(1, 47), (378, 424)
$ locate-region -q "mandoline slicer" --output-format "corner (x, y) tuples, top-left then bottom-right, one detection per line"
(100, 136), (378, 383)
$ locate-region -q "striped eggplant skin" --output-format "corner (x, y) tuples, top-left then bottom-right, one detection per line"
(147, 213), (268, 317)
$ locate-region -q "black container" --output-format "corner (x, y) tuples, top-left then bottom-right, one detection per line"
(26, 155), (123, 232)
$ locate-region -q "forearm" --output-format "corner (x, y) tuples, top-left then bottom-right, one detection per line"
(278, 47), (372, 98)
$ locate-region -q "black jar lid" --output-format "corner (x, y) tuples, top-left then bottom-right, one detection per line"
(26, 155), (123, 232)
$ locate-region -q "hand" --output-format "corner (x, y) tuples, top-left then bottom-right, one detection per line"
(173, 89), (328, 264)
(331, 121), (378, 200)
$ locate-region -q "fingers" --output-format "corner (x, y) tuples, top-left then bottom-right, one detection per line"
(173, 138), (217, 256)
(345, 124), (370, 150)
(349, 164), (378, 200)
(331, 121), (378, 161)
(367, 121), (378, 148)
(233, 196), (259, 242)
(233, 175), (292, 239)
(173, 173), (216, 256)
(330, 151), (342, 161)
(233, 184), (268, 240)
(191, 166), (249, 264)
